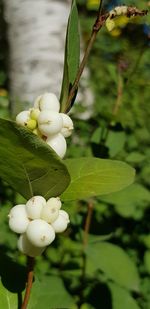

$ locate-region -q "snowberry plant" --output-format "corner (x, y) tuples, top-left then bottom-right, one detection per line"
(0, 1), (147, 308)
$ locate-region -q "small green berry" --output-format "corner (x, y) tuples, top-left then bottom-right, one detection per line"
(27, 119), (37, 130)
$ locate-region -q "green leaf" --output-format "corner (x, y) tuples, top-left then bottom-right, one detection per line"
(101, 183), (150, 218)
(126, 152), (146, 163)
(86, 242), (140, 291)
(106, 130), (126, 157)
(60, 0), (80, 112)
(28, 276), (74, 309)
(0, 118), (70, 200)
(0, 281), (18, 309)
(61, 158), (135, 201)
(109, 283), (140, 309)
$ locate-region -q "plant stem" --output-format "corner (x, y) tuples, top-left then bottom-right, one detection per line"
(112, 70), (123, 116)
(65, 0), (106, 113)
(83, 200), (94, 248)
(21, 256), (35, 309)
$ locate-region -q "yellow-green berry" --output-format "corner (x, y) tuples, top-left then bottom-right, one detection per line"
(27, 119), (37, 130)
(30, 108), (40, 120)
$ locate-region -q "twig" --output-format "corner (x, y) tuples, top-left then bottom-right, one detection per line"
(112, 70), (123, 116)
(65, 4), (147, 113)
(21, 256), (35, 309)
(126, 7), (148, 18)
(83, 200), (94, 248)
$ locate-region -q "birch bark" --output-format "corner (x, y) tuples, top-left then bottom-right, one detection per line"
(3, 0), (93, 118)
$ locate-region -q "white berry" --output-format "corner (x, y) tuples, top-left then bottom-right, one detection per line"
(16, 110), (30, 126)
(18, 234), (46, 257)
(8, 205), (29, 234)
(26, 219), (55, 247)
(41, 204), (59, 223)
(51, 210), (70, 233)
(34, 93), (60, 112)
(38, 110), (63, 136)
(47, 197), (62, 210)
(26, 196), (46, 220)
(46, 133), (67, 158)
(60, 113), (74, 138)
(59, 210), (70, 221)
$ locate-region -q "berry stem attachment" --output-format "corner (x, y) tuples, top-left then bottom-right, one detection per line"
(21, 256), (35, 309)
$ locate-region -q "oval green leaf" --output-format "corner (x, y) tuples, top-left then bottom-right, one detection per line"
(109, 283), (140, 309)
(0, 118), (70, 200)
(60, 0), (80, 112)
(61, 157), (135, 201)
(0, 281), (17, 309)
(86, 242), (140, 291)
(28, 276), (74, 309)
(101, 183), (150, 218)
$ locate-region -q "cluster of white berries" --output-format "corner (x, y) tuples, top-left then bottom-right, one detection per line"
(8, 196), (70, 257)
(106, 6), (128, 32)
(16, 93), (74, 158)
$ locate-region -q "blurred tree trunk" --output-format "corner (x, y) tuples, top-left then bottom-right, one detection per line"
(3, 0), (93, 118)
(3, 0), (71, 115)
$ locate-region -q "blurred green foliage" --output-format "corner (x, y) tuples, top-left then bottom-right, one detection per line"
(0, 0), (150, 308)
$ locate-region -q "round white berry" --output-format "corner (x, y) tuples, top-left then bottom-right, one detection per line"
(41, 204), (59, 223)
(38, 111), (63, 136)
(18, 234), (46, 257)
(16, 110), (30, 126)
(8, 205), (29, 234)
(46, 133), (67, 158)
(34, 93), (60, 112)
(60, 113), (74, 138)
(59, 210), (70, 222)
(41, 196), (61, 223)
(47, 197), (62, 210)
(26, 196), (46, 220)
(26, 219), (55, 247)
(51, 210), (70, 233)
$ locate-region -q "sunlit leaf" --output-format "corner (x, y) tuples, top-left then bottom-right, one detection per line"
(0, 281), (17, 309)
(62, 157), (135, 201)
